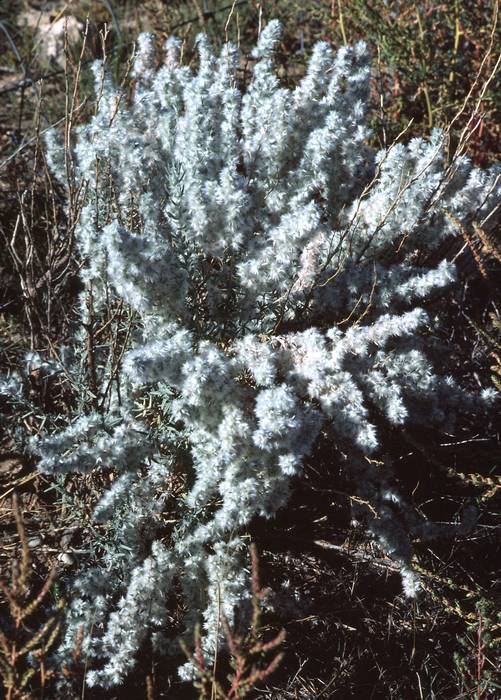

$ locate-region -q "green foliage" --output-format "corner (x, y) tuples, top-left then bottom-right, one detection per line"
(453, 599), (501, 699)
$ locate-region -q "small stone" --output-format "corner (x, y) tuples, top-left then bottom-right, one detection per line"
(28, 536), (42, 549)
(58, 552), (74, 566)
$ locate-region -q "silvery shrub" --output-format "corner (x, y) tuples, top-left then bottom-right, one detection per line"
(8, 20), (498, 687)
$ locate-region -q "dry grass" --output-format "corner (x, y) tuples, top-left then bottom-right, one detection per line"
(0, 495), (62, 700)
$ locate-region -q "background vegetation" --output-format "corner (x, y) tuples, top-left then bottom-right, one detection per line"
(1, 1), (500, 697)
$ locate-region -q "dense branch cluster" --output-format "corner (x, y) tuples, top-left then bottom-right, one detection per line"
(3, 20), (498, 688)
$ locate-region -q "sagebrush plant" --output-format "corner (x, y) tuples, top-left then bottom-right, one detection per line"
(2, 19), (499, 690)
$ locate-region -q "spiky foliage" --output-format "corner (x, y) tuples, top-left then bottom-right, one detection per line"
(6, 19), (497, 689)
